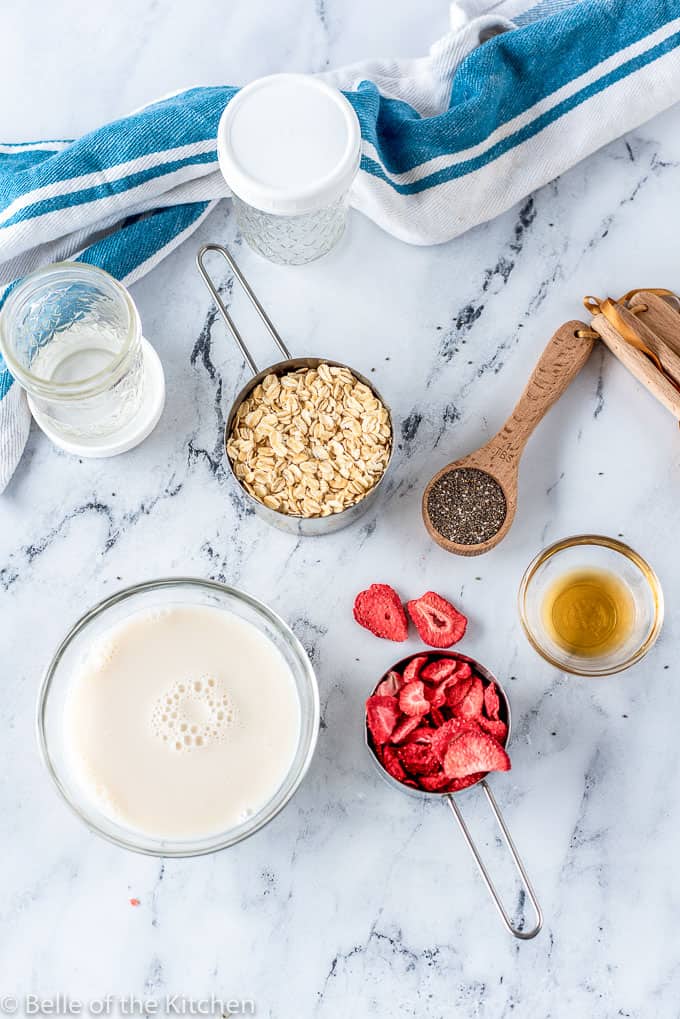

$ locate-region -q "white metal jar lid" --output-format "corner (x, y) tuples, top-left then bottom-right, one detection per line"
(217, 73), (362, 216)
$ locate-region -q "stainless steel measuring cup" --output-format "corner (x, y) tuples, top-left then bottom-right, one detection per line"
(197, 243), (394, 536)
(366, 651), (543, 939)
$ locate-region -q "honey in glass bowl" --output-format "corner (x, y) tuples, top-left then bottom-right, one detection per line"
(518, 536), (664, 677)
(541, 567), (635, 658)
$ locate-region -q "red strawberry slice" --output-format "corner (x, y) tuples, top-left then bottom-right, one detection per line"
(403, 655), (429, 684)
(419, 770), (452, 792)
(431, 717), (481, 763)
(446, 772), (486, 792)
(454, 662), (472, 681)
(424, 681), (447, 710)
(405, 726), (435, 744)
(421, 658), (459, 683)
(381, 745), (407, 781)
(376, 670), (403, 697)
(430, 707), (446, 727)
(353, 584), (408, 641)
(365, 695), (400, 745)
(457, 676), (484, 718)
(390, 715), (422, 744)
(478, 717), (508, 743)
(446, 675), (473, 710)
(484, 681), (501, 720)
(397, 740), (441, 777)
(406, 592), (468, 648)
(399, 680), (429, 717)
(442, 730), (511, 779)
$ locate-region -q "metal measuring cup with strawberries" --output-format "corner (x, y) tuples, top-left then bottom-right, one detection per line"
(355, 583), (542, 940)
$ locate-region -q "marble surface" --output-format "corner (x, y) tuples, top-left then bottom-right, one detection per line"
(2, 2), (680, 1016)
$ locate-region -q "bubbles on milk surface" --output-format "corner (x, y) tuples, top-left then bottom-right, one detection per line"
(150, 674), (236, 752)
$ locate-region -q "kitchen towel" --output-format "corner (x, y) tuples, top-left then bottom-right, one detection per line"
(1, 0), (679, 490)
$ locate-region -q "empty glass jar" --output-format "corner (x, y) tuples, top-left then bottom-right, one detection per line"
(0, 262), (145, 444)
(217, 74), (362, 265)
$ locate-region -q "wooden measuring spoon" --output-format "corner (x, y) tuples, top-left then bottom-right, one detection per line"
(589, 298), (680, 419)
(422, 321), (595, 556)
(630, 290), (680, 357)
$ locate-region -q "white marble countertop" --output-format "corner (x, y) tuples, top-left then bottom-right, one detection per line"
(2, 2), (680, 1016)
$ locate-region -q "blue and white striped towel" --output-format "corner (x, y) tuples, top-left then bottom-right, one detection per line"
(1, 0), (679, 490)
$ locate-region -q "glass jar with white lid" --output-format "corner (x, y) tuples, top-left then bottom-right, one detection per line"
(217, 74), (362, 265)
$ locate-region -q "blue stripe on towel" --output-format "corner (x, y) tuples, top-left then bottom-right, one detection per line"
(2, 151), (218, 229)
(359, 24), (680, 193)
(348, 0), (678, 174)
(0, 87), (236, 207)
(77, 201), (212, 282)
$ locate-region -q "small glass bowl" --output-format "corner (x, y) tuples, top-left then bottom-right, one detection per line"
(36, 578), (320, 856)
(519, 535), (664, 677)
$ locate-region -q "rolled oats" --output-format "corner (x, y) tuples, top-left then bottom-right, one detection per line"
(226, 363), (392, 518)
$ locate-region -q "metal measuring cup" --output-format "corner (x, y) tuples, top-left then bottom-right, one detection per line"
(366, 651), (543, 939)
(197, 244), (395, 536)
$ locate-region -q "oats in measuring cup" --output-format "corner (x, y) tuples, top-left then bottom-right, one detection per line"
(227, 363), (392, 517)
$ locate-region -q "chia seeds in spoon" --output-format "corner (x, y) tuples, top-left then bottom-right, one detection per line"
(427, 467), (507, 545)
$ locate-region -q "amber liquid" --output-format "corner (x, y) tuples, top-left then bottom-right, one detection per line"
(542, 567), (635, 658)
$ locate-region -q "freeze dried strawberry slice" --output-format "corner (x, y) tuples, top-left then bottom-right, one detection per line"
(399, 680), (429, 717)
(409, 729), (436, 745)
(419, 770), (452, 792)
(443, 730), (511, 779)
(382, 745), (407, 781)
(454, 662), (472, 681)
(478, 717), (508, 743)
(457, 676), (484, 718)
(484, 681), (501, 720)
(365, 695), (400, 745)
(424, 682), (447, 710)
(406, 592), (468, 648)
(421, 658), (459, 683)
(446, 772), (486, 792)
(446, 676), (473, 710)
(390, 715), (422, 744)
(403, 655), (429, 684)
(430, 707), (446, 728)
(397, 740), (441, 777)
(402, 726), (435, 745)
(353, 584), (408, 641)
(376, 670), (403, 697)
(431, 717), (480, 763)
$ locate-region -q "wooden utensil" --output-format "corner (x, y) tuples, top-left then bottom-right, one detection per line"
(422, 321), (595, 556)
(630, 290), (680, 357)
(587, 291), (680, 419)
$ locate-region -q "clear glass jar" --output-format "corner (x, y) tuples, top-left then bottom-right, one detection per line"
(217, 74), (361, 266)
(231, 191), (350, 266)
(0, 262), (145, 442)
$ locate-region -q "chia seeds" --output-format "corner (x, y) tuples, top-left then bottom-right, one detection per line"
(427, 467), (507, 545)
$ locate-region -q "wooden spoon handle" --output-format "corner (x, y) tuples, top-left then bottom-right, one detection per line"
(489, 320), (595, 466)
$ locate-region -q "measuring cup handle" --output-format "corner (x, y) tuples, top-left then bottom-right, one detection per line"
(446, 780), (543, 940)
(196, 243), (292, 375)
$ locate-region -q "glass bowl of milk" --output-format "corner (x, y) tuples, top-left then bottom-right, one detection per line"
(37, 579), (320, 856)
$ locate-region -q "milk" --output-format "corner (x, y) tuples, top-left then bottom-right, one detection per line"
(63, 605), (301, 839)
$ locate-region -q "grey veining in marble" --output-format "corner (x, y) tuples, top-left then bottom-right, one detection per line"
(2, 2), (680, 1017)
